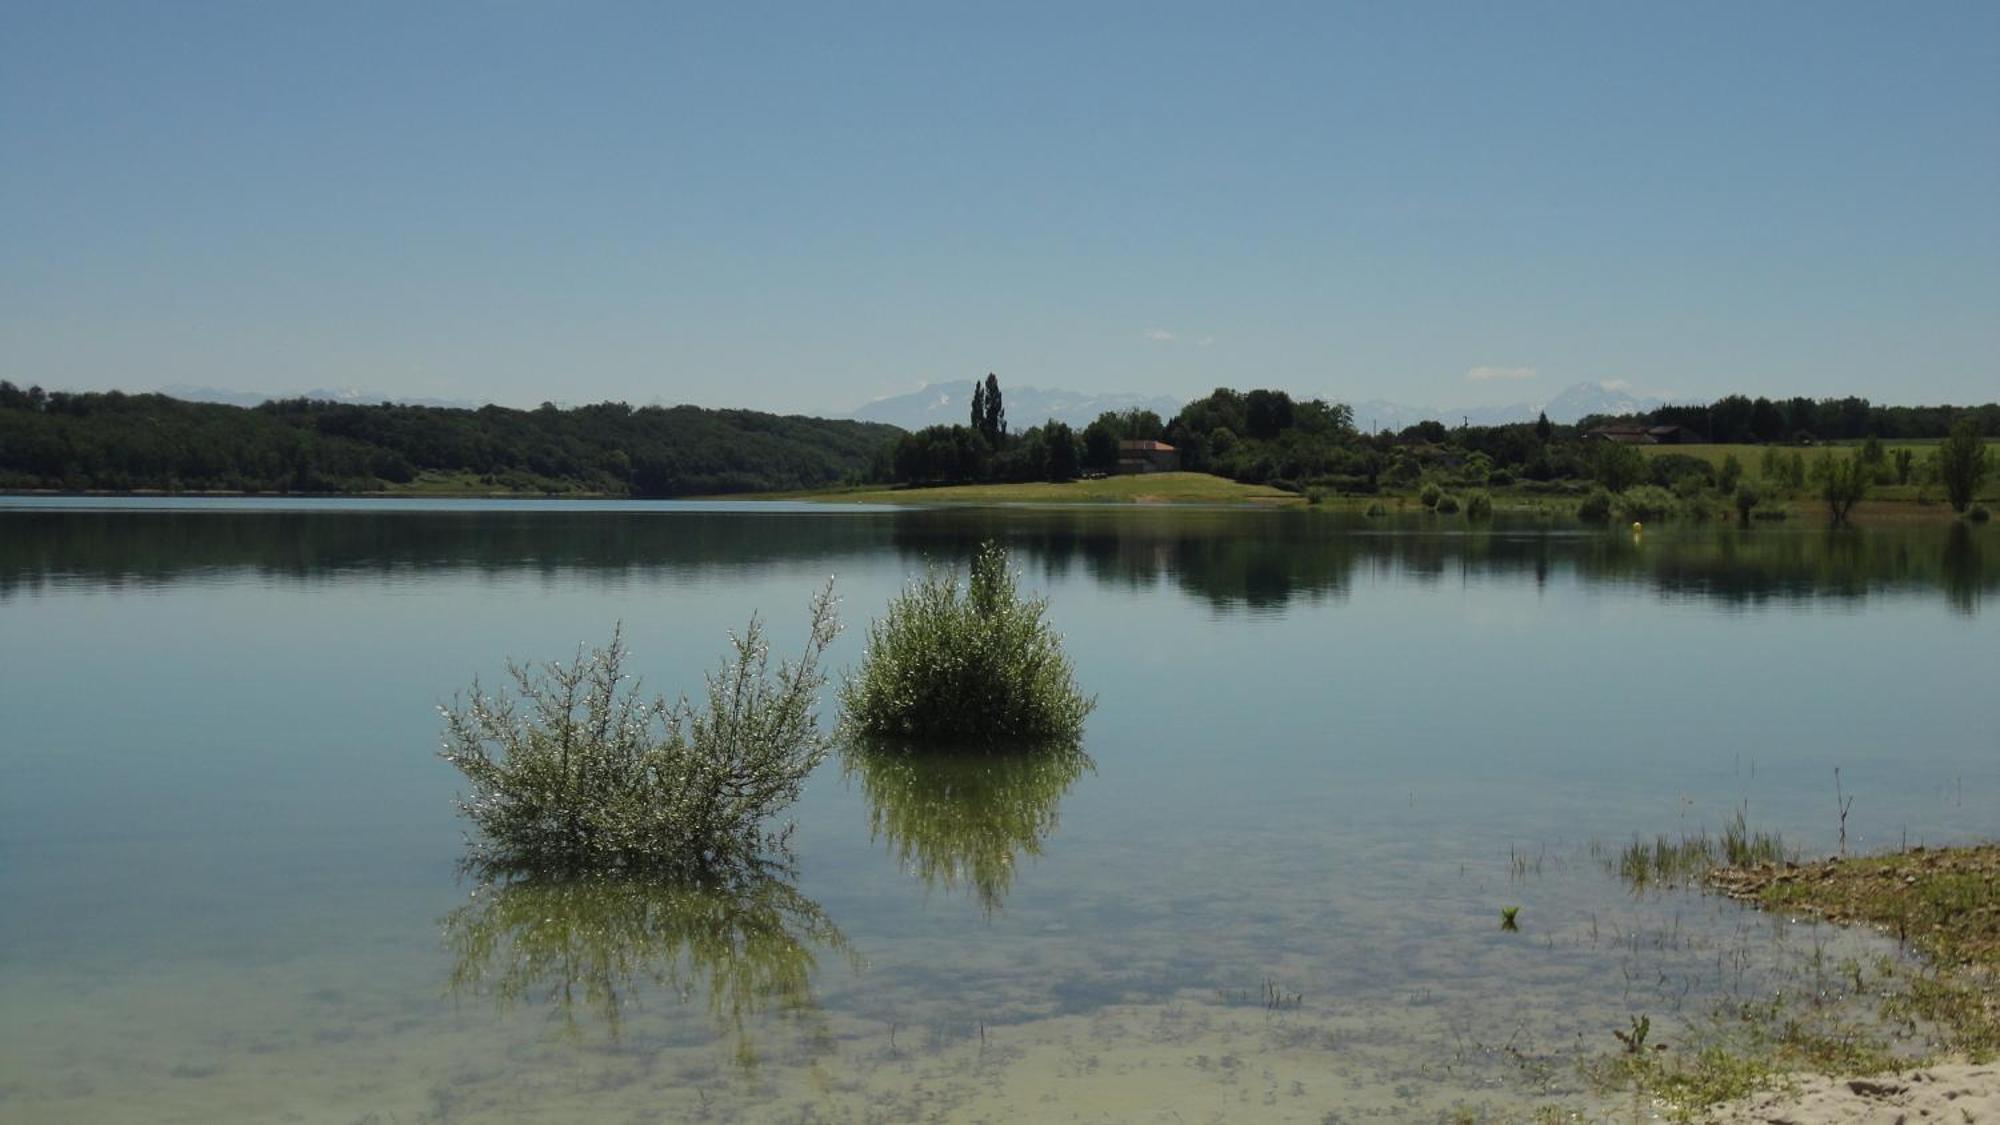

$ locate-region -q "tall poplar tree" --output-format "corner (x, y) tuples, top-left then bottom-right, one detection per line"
(981, 373), (1006, 441)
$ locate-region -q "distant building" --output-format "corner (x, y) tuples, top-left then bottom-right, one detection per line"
(1583, 424), (1706, 446)
(1583, 425), (1655, 444)
(1116, 440), (1180, 474)
(1644, 424), (1705, 445)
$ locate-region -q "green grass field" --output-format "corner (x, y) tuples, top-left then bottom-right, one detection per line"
(371, 460), (1991, 515)
(1638, 442), (1996, 508)
(1638, 441), (1938, 471)
(384, 470), (611, 497)
(762, 472), (1300, 506)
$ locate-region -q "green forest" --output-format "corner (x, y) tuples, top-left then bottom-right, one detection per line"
(2, 378), (1994, 503)
(885, 382), (1999, 493)
(0, 383), (900, 495)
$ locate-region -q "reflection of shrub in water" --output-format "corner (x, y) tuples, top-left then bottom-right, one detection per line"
(844, 740), (1091, 914)
(442, 860), (853, 1063)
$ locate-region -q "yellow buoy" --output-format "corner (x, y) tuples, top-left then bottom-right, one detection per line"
(1631, 521), (1643, 532)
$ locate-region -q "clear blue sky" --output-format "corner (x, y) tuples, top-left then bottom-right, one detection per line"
(4, 1), (1995, 415)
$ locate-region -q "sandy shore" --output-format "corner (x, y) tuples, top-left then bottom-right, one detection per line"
(1706, 1063), (1999, 1123)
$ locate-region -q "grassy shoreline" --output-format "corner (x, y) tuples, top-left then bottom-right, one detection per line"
(1711, 844), (1999, 1058)
(4, 468), (1991, 522)
(1590, 842), (1999, 1118)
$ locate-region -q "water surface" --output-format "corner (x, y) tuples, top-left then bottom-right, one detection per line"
(1, 499), (1993, 1122)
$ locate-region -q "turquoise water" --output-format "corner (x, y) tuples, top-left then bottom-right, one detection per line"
(0, 499), (1993, 1122)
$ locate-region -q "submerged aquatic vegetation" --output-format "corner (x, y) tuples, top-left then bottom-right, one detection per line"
(442, 857), (853, 1061)
(840, 543), (1094, 741)
(843, 737), (1091, 914)
(440, 583), (839, 872)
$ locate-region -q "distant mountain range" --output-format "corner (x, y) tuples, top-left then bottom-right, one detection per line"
(851, 379), (1663, 432)
(158, 376), (1663, 432)
(850, 381), (1185, 431)
(157, 384), (482, 410)
(1350, 381), (1669, 432)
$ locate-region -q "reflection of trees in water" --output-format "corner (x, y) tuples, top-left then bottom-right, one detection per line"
(1943, 523), (1984, 614)
(843, 740), (1091, 915)
(0, 508), (900, 598)
(441, 861), (853, 1064)
(894, 513), (2000, 614)
(4, 505), (1993, 613)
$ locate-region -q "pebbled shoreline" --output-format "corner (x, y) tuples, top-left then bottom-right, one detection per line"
(1705, 1062), (1998, 1123)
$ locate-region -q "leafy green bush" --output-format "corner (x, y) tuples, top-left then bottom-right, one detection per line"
(1972, 504), (1992, 523)
(1649, 453), (1714, 491)
(1734, 484), (1760, 522)
(1433, 493), (1460, 514)
(1465, 491), (1492, 519)
(1419, 482), (1443, 509)
(1615, 485), (1677, 522)
(1718, 453), (1744, 493)
(1577, 489), (1613, 523)
(1812, 452), (1870, 523)
(440, 586), (839, 872)
(1364, 501), (1387, 518)
(1593, 441), (1648, 493)
(840, 544), (1093, 741)
(1939, 419), (1989, 513)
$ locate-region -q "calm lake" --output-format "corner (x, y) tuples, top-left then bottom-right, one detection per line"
(1, 498), (1994, 1123)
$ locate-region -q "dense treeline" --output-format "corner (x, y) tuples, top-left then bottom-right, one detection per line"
(0, 383), (901, 495)
(885, 379), (1719, 495)
(885, 379), (1994, 523)
(8, 377), (1994, 502)
(1590, 394), (2000, 444)
(885, 382), (1364, 488)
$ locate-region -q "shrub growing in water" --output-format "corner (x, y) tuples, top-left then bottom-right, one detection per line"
(1433, 493), (1460, 515)
(841, 544), (1093, 741)
(1465, 491), (1493, 520)
(1419, 482), (1443, 509)
(1577, 489), (1613, 523)
(440, 585), (839, 872)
